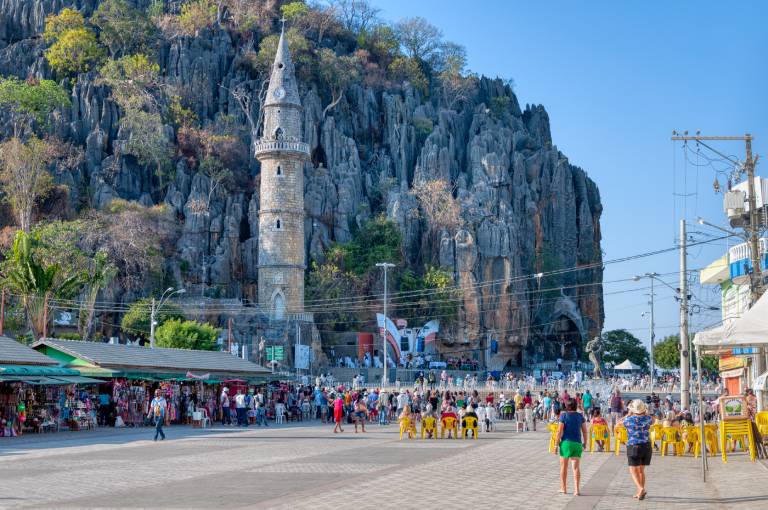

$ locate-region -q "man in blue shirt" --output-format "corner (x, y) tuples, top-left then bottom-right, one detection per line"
(148, 389), (166, 441)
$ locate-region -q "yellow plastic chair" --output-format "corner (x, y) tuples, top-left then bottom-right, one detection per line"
(421, 416), (438, 439)
(649, 423), (663, 449)
(703, 426), (718, 456)
(589, 424), (610, 453)
(462, 416), (479, 439)
(399, 417), (415, 439)
(547, 422), (559, 453)
(614, 426), (628, 456)
(756, 411), (768, 437)
(441, 416), (458, 439)
(660, 427), (684, 456)
(684, 426), (701, 457)
(720, 420), (756, 462)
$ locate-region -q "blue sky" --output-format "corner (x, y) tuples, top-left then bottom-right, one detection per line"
(372, 0), (768, 347)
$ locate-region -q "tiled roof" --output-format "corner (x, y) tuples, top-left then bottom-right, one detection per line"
(0, 336), (59, 366)
(33, 339), (269, 375)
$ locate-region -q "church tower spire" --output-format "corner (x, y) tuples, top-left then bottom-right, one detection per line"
(253, 25), (310, 319)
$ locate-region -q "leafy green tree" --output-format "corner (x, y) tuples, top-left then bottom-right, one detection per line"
(317, 48), (360, 118)
(601, 329), (649, 370)
(120, 298), (184, 340)
(155, 319), (220, 350)
(92, 0), (156, 57)
(281, 1), (309, 20)
(388, 56), (428, 95)
(178, 0), (217, 36)
(653, 333), (715, 372)
(45, 25), (106, 77)
(305, 260), (363, 332)
(344, 216), (402, 275)
(120, 109), (173, 189)
(42, 8), (85, 43)
(3, 231), (83, 340)
(396, 265), (457, 325)
(0, 76), (70, 134)
(0, 136), (55, 232)
(394, 16), (442, 63)
(100, 53), (162, 111)
(654, 334), (680, 370)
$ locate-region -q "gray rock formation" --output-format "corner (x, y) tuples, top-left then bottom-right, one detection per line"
(1, 1), (604, 367)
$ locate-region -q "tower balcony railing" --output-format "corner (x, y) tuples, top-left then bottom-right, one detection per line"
(253, 138), (310, 158)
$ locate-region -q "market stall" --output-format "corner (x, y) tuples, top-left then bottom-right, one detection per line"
(1, 336), (104, 435)
(33, 338), (273, 428)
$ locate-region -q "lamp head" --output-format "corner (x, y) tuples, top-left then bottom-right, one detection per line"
(632, 275), (641, 282)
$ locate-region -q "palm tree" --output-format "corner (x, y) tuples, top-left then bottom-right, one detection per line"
(78, 251), (117, 340)
(4, 231), (83, 340)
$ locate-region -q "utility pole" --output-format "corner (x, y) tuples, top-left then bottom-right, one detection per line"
(648, 277), (656, 392)
(150, 298), (156, 348)
(679, 220), (690, 410)
(673, 132), (765, 407)
(376, 262), (395, 387)
(0, 287), (5, 336)
(634, 272), (660, 392)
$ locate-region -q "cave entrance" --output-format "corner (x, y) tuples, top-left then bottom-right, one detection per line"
(544, 315), (582, 364)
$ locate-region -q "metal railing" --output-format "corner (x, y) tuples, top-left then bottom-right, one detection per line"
(253, 139), (310, 157)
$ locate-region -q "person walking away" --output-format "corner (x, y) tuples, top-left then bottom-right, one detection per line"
(555, 399), (587, 496)
(354, 396), (367, 433)
(234, 389), (247, 427)
(148, 389), (167, 441)
(619, 400), (653, 500)
(220, 387), (232, 425)
(333, 394), (345, 433)
(583, 390), (593, 418)
(484, 401), (495, 431)
(609, 389), (623, 431)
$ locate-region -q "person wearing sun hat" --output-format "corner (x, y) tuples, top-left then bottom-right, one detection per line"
(620, 399), (654, 500)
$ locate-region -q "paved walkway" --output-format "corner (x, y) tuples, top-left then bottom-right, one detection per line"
(0, 421), (765, 509)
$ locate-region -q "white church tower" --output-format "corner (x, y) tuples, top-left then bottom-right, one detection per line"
(253, 25), (310, 319)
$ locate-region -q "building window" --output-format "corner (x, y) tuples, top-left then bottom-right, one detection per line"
(277, 165), (282, 176)
(274, 127), (284, 139)
(276, 219), (282, 230)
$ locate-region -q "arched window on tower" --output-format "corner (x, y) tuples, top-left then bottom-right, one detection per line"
(273, 292), (285, 320)
(277, 165), (282, 176)
(274, 127), (284, 140)
(275, 218), (282, 230)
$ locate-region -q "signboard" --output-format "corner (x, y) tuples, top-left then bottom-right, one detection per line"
(295, 344), (311, 370)
(719, 396), (749, 421)
(719, 356), (749, 371)
(266, 346), (284, 361)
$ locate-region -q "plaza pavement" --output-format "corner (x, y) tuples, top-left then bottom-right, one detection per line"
(0, 420), (765, 509)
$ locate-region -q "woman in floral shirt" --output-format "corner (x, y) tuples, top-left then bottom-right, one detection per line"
(619, 400), (654, 500)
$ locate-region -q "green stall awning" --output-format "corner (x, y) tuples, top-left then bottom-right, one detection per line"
(0, 365), (79, 377)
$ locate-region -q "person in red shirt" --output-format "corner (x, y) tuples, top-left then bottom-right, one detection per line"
(486, 393), (495, 404)
(523, 391), (532, 406)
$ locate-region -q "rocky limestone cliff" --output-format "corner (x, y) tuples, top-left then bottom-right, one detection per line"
(0, 0), (603, 367)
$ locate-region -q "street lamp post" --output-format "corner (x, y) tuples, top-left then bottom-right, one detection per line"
(376, 262), (395, 387)
(150, 287), (186, 349)
(634, 272), (660, 392)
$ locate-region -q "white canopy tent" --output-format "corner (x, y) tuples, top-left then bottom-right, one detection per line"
(613, 359), (641, 371)
(693, 291), (768, 348)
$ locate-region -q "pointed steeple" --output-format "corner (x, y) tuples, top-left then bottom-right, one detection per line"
(264, 24), (302, 108)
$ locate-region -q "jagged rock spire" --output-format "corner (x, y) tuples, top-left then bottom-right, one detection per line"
(264, 23), (302, 108)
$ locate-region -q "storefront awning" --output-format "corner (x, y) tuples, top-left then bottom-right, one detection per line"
(693, 292), (768, 348)
(52, 376), (105, 384)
